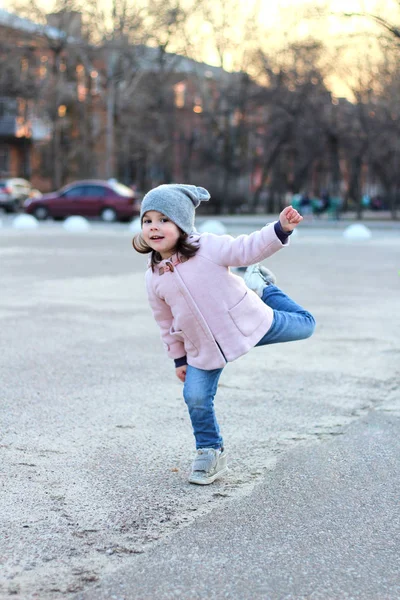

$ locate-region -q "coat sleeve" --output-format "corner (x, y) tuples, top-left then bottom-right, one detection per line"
(145, 271), (185, 360)
(201, 222), (289, 267)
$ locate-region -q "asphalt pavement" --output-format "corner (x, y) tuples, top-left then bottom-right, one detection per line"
(76, 410), (400, 600)
(0, 220), (399, 600)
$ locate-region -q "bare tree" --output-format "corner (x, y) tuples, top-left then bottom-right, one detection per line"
(182, 0), (265, 213)
(247, 40), (331, 212)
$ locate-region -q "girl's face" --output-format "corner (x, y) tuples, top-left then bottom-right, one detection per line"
(142, 210), (181, 259)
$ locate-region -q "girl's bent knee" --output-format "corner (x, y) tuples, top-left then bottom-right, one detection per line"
(305, 312), (316, 338)
(183, 390), (208, 410)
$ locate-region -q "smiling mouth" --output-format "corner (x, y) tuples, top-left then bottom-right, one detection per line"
(150, 236), (164, 241)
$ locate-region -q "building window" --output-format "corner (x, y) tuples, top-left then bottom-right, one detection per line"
(0, 97), (17, 118)
(174, 82), (186, 108)
(76, 64), (86, 101)
(90, 70), (99, 95)
(20, 58), (29, 79)
(0, 145), (10, 175)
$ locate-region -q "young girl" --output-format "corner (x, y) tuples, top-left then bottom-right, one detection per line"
(133, 184), (315, 485)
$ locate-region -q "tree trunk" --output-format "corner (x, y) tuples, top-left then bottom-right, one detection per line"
(349, 155), (363, 219)
(328, 134), (341, 196)
(51, 49), (63, 189)
(251, 126), (291, 212)
(390, 188), (398, 220)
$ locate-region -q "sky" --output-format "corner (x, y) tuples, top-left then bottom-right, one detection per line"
(2, 0), (399, 98)
(187, 0), (400, 98)
(258, 0), (400, 98)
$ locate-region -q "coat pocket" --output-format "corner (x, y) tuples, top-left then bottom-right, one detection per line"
(169, 327), (199, 357)
(228, 291), (265, 337)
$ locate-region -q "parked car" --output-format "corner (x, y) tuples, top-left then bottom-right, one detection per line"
(23, 179), (140, 222)
(0, 178), (42, 212)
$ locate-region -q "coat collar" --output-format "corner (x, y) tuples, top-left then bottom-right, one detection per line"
(147, 252), (188, 275)
(146, 233), (200, 272)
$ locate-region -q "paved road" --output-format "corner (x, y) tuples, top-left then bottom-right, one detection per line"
(0, 224), (399, 599)
(77, 411), (400, 600)
(1, 211), (399, 232)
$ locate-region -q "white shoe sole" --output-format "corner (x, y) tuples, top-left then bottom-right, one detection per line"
(244, 264), (276, 297)
(244, 265), (264, 297)
(188, 466), (228, 485)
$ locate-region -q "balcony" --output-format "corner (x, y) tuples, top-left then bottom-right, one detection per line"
(0, 116), (19, 137)
(0, 97), (52, 140)
(0, 115), (34, 139)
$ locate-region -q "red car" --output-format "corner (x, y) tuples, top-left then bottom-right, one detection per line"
(23, 179), (140, 222)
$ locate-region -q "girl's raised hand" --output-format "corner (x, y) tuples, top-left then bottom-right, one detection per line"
(279, 206), (303, 232)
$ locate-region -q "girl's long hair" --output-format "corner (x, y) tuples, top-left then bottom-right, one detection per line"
(132, 228), (199, 271)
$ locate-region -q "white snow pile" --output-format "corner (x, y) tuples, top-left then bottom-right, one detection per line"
(197, 219), (227, 235)
(12, 214), (39, 229)
(63, 216), (91, 232)
(129, 217), (142, 233)
(343, 223), (372, 240)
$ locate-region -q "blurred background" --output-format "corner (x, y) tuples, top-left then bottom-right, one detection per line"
(0, 0), (399, 220)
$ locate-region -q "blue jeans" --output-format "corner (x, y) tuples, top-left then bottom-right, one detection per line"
(183, 285), (315, 449)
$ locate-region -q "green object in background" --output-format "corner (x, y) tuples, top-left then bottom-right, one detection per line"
(291, 194), (302, 210)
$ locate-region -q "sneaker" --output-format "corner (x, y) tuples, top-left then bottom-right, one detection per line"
(188, 448), (228, 485)
(244, 263), (276, 297)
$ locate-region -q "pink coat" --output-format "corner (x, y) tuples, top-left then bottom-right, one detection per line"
(145, 222), (289, 370)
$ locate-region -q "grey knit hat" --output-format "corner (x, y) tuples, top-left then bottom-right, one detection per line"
(140, 184), (210, 234)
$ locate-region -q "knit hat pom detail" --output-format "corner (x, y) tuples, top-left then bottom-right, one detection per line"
(183, 185), (210, 208)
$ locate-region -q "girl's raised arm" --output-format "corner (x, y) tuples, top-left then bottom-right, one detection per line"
(202, 222), (288, 268)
